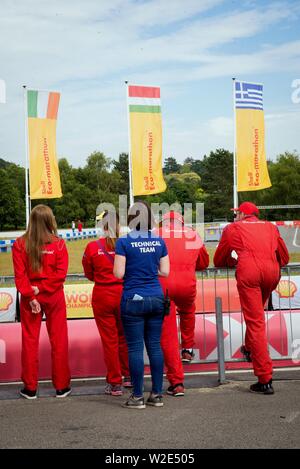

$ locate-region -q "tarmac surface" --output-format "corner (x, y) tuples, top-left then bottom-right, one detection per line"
(0, 368), (299, 449)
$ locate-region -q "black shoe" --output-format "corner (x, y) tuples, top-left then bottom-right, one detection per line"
(146, 393), (164, 407)
(240, 345), (252, 362)
(250, 380), (274, 395)
(122, 394), (145, 409)
(181, 349), (195, 362)
(20, 388), (37, 400)
(166, 383), (185, 396)
(56, 387), (72, 398)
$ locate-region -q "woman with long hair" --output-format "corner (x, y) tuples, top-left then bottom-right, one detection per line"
(82, 210), (130, 396)
(114, 201), (170, 409)
(12, 204), (71, 399)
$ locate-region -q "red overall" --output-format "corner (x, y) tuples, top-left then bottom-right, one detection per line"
(214, 217), (289, 383)
(82, 238), (129, 385)
(156, 222), (209, 386)
(12, 236), (70, 391)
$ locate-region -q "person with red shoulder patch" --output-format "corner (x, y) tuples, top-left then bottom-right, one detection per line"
(12, 205), (71, 399)
(156, 211), (209, 397)
(82, 211), (130, 396)
(214, 201), (289, 395)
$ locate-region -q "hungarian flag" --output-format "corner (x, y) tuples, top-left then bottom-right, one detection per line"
(27, 89), (62, 199)
(128, 84), (166, 196)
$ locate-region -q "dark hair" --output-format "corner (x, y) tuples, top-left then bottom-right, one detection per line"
(128, 200), (155, 231)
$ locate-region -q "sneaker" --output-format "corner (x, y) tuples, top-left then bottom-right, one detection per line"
(105, 384), (123, 396)
(56, 387), (72, 398)
(123, 377), (133, 388)
(181, 349), (195, 362)
(122, 394), (145, 409)
(240, 345), (252, 362)
(146, 393), (164, 407)
(167, 383), (185, 396)
(20, 388), (37, 400)
(250, 380), (274, 395)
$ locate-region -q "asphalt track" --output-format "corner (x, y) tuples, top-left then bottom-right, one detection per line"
(0, 369), (299, 449)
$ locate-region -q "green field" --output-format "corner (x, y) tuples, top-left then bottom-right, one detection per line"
(1, 241), (300, 278)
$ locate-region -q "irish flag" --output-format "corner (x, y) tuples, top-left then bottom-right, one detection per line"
(128, 84), (166, 196)
(27, 89), (62, 199)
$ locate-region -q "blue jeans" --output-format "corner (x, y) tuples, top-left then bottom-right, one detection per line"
(121, 296), (165, 397)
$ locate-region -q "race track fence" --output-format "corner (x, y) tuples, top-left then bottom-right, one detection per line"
(1, 265), (300, 372)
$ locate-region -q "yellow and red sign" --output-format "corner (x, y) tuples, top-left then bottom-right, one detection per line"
(64, 284), (93, 319)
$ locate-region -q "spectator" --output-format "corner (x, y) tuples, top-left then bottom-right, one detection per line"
(12, 204), (71, 399)
(157, 212), (209, 397)
(114, 201), (169, 409)
(78, 220), (83, 234)
(71, 220), (75, 235)
(82, 211), (130, 396)
(214, 201), (289, 394)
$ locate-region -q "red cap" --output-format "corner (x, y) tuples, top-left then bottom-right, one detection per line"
(162, 211), (184, 224)
(232, 202), (259, 216)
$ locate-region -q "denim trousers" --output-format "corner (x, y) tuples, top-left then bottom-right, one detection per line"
(121, 296), (165, 397)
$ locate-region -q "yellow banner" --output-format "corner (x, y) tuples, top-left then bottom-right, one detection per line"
(130, 112), (166, 196)
(236, 109), (271, 191)
(64, 284), (94, 319)
(28, 118), (62, 199)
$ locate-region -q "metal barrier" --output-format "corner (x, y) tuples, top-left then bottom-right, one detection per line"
(1, 266), (300, 370)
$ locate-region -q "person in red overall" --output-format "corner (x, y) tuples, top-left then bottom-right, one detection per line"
(157, 212), (209, 396)
(82, 211), (130, 396)
(214, 202), (289, 394)
(77, 220), (83, 234)
(12, 205), (71, 399)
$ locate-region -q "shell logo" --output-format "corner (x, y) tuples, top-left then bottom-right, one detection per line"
(0, 292), (13, 311)
(275, 280), (297, 299)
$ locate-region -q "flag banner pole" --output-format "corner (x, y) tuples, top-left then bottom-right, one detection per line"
(127, 83), (166, 197)
(125, 81), (134, 206)
(27, 88), (62, 200)
(234, 80), (271, 192)
(23, 85), (30, 227)
(232, 77), (238, 209)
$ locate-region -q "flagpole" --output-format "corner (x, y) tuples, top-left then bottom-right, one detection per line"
(125, 81), (134, 207)
(23, 85), (30, 227)
(232, 77), (238, 209)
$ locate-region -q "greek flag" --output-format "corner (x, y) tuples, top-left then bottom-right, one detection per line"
(235, 81), (263, 110)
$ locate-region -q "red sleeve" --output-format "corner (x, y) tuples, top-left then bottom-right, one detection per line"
(12, 239), (35, 300)
(213, 226), (237, 268)
(82, 243), (94, 281)
(276, 235), (289, 267)
(39, 240), (68, 294)
(196, 245), (209, 270)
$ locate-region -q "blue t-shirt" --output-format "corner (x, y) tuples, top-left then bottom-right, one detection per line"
(115, 230), (168, 299)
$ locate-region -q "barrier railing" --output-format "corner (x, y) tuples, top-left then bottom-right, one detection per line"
(1, 265), (300, 370)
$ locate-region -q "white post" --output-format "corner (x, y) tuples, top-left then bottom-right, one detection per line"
(125, 81), (134, 207)
(232, 78), (238, 209)
(23, 85), (30, 227)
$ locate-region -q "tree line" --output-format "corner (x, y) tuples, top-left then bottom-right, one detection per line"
(0, 149), (299, 230)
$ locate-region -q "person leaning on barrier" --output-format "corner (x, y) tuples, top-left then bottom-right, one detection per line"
(82, 211), (131, 396)
(214, 202), (289, 395)
(155, 211), (209, 397)
(12, 205), (71, 399)
(113, 201), (170, 409)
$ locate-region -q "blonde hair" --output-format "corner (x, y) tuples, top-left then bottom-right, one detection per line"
(24, 205), (58, 272)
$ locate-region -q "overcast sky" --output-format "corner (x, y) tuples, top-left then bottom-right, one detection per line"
(0, 0), (299, 168)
